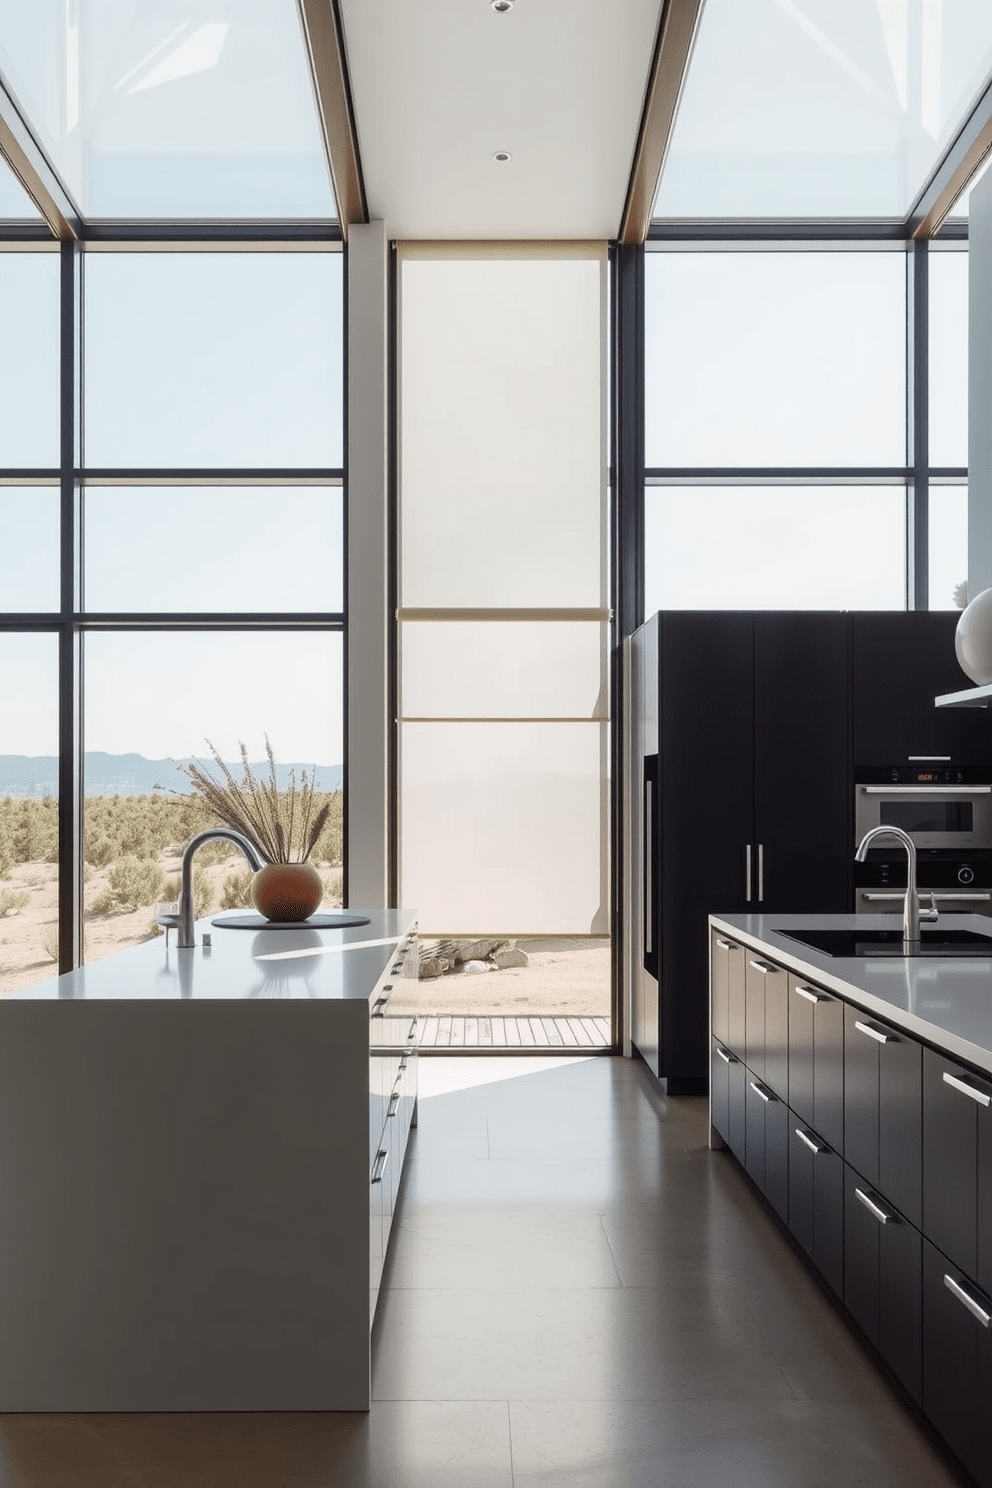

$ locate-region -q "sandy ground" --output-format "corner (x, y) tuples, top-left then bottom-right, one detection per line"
(0, 861), (612, 1016)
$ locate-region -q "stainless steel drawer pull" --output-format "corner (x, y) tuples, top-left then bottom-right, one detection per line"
(862, 891), (991, 903)
(749, 1081), (773, 1103)
(715, 938), (734, 950)
(942, 1071), (992, 1107)
(795, 985), (822, 1004)
(854, 1019), (890, 1044)
(944, 1274), (992, 1327)
(716, 1047), (737, 1065)
(408, 1019), (418, 1039)
(795, 1127), (825, 1155)
(748, 959), (773, 974)
(855, 1187), (893, 1225)
(387, 1091), (400, 1118)
(371, 1149), (389, 1185)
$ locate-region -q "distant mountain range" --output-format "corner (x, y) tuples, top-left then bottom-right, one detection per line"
(0, 753), (344, 798)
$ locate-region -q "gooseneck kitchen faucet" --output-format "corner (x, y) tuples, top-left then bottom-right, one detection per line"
(855, 824), (938, 945)
(177, 828), (263, 948)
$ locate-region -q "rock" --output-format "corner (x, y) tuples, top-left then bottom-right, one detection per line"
(418, 953), (455, 980)
(492, 946), (529, 969)
(460, 959), (495, 975)
(452, 939), (507, 964)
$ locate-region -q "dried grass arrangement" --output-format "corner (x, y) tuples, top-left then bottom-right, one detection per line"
(181, 738), (331, 866)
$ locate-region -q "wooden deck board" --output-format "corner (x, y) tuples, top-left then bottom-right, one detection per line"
(413, 1015), (609, 1049)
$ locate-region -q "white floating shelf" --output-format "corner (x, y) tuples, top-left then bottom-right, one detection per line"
(935, 683), (992, 709)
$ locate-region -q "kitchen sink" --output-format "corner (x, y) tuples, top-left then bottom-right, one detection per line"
(778, 927), (992, 958)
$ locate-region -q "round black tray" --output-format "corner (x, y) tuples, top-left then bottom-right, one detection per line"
(210, 912), (372, 931)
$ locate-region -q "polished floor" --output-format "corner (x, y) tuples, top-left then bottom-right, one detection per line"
(0, 1055), (967, 1486)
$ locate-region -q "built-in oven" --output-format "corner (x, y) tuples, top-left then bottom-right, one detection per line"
(855, 765), (992, 918)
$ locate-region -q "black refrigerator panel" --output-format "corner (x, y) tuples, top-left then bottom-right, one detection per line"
(659, 613), (754, 1093)
(852, 612), (987, 765)
(754, 612), (851, 913)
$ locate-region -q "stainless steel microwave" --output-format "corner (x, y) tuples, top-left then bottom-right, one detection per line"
(855, 782), (992, 853)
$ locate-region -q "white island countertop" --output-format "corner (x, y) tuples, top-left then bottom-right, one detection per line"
(8, 906), (418, 1001)
(710, 911), (992, 1078)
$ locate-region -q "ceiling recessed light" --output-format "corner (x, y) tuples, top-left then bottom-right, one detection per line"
(491, 0), (514, 11)
(493, 151), (512, 163)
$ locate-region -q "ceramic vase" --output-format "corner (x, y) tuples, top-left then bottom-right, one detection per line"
(955, 587), (992, 686)
(250, 862), (324, 922)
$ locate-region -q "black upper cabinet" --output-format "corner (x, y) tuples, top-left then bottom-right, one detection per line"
(852, 613), (986, 765)
(754, 613), (851, 912)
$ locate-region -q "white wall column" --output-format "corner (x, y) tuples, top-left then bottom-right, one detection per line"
(346, 220), (391, 906)
(969, 170), (992, 598)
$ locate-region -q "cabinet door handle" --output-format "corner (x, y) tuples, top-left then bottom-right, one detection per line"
(716, 1047), (737, 1065)
(854, 1187), (893, 1225)
(854, 1019), (890, 1045)
(387, 1091), (401, 1118)
(748, 959), (774, 974)
(944, 1273), (992, 1328)
(749, 1080), (773, 1103)
(371, 1148), (389, 1184)
(715, 937), (733, 950)
(795, 1126), (825, 1155)
(757, 843), (764, 902)
(861, 784), (991, 795)
(794, 985), (822, 1004)
(745, 843), (752, 902)
(372, 996), (390, 1018)
(942, 1071), (992, 1107)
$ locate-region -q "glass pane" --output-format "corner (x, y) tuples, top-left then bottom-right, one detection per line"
(0, 153), (42, 221)
(399, 253), (606, 607)
(645, 251), (906, 467)
(84, 487), (342, 612)
(929, 250), (969, 467)
(0, 0), (337, 220)
(645, 486), (907, 611)
(84, 253), (343, 469)
(0, 253), (61, 467)
(400, 722), (609, 936)
(929, 484), (968, 612)
(400, 621), (608, 719)
(0, 633), (59, 994)
(654, 0), (992, 219)
(83, 631), (343, 964)
(0, 490), (60, 610)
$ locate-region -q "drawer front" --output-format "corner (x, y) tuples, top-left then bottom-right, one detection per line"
(923, 1241), (992, 1488)
(844, 1167), (921, 1403)
(923, 1047), (991, 1285)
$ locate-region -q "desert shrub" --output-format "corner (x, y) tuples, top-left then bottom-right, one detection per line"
(40, 925), (58, 961)
(312, 792), (344, 866)
(160, 869), (211, 919)
(118, 824), (155, 860)
(0, 808), (13, 877)
(196, 840), (238, 867)
(91, 856), (164, 915)
(220, 871), (254, 910)
(13, 800), (58, 865)
(85, 836), (116, 868)
(0, 889), (29, 916)
(324, 871), (343, 906)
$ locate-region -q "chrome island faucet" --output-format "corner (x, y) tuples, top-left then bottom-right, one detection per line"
(855, 824), (938, 945)
(177, 828), (263, 948)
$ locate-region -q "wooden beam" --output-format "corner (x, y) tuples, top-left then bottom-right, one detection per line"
(0, 71), (80, 239)
(296, 0), (367, 234)
(911, 78), (992, 239)
(619, 0), (706, 245)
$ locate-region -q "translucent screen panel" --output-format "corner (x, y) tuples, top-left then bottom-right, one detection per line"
(0, 490), (60, 611)
(400, 722), (608, 936)
(400, 621), (608, 720)
(0, 153), (41, 221)
(645, 486), (907, 612)
(929, 484), (968, 612)
(84, 253), (343, 468)
(83, 630), (343, 964)
(654, 0), (992, 218)
(0, 632), (59, 993)
(645, 251), (906, 467)
(929, 251), (969, 468)
(0, 0), (336, 220)
(84, 488), (343, 612)
(399, 253), (606, 608)
(0, 254), (60, 466)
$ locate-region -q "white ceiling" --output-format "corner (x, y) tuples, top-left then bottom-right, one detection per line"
(337, 0), (664, 240)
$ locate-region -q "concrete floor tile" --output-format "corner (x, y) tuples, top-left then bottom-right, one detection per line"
(384, 1211), (622, 1290)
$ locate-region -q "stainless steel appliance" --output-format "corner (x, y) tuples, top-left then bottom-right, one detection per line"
(854, 765), (992, 918)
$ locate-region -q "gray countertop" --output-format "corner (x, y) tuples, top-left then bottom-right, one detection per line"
(710, 911), (992, 1077)
(7, 907), (418, 1001)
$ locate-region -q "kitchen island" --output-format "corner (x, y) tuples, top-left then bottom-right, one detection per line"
(0, 907), (418, 1412)
(709, 910), (992, 1488)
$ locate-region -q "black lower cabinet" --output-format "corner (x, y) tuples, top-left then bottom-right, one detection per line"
(788, 1118), (843, 1296)
(743, 1076), (788, 1221)
(843, 1004), (922, 1228)
(711, 1041), (746, 1165)
(923, 1241), (992, 1488)
(843, 1166), (921, 1403)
